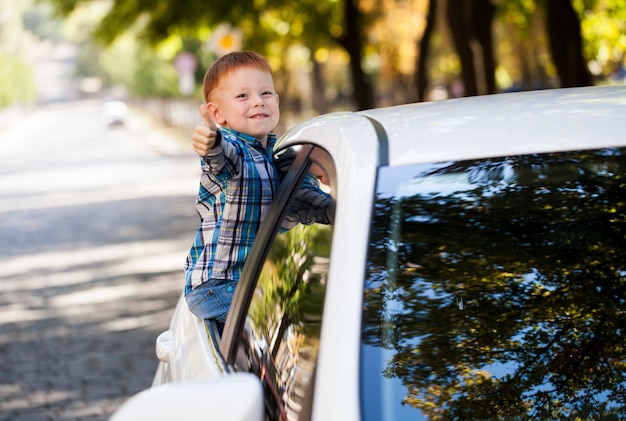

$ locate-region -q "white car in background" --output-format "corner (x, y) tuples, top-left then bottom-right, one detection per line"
(112, 85), (626, 421)
(101, 99), (128, 126)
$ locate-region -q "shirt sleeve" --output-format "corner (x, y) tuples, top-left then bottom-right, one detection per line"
(282, 174), (334, 230)
(200, 131), (243, 177)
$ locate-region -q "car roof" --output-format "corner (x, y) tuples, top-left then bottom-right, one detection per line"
(361, 86), (626, 166)
(359, 85), (626, 167)
(278, 85), (626, 178)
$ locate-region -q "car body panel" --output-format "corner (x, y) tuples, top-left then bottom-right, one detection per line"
(112, 373), (263, 421)
(152, 293), (224, 387)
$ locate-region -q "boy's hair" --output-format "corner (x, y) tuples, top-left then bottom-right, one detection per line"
(202, 51), (273, 102)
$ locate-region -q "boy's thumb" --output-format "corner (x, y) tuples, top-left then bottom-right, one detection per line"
(200, 104), (216, 129)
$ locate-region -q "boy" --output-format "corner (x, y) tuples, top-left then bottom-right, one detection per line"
(185, 51), (331, 331)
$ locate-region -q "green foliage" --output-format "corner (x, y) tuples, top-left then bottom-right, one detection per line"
(494, 0), (537, 38)
(21, 1), (64, 41)
(46, 0), (343, 61)
(128, 48), (179, 97)
(73, 40), (104, 80)
(43, 0), (626, 104)
(574, 0), (626, 77)
(72, 34), (179, 97)
(0, 54), (37, 108)
(105, 39), (179, 97)
(498, 0), (626, 80)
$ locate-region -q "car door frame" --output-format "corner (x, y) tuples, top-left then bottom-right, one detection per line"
(218, 144), (319, 363)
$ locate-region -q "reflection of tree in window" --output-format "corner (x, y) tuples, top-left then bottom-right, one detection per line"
(247, 222), (332, 420)
(363, 148), (626, 419)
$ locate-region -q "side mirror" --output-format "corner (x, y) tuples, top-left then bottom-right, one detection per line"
(109, 373), (264, 421)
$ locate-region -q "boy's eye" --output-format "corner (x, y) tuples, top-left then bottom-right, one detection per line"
(236, 93), (248, 99)
(262, 91), (274, 96)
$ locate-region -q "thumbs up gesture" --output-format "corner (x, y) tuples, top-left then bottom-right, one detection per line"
(192, 104), (220, 156)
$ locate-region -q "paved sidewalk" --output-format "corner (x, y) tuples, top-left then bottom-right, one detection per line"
(0, 100), (201, 420)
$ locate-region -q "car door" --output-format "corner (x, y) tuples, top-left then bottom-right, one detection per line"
(219, 143), (337, 421)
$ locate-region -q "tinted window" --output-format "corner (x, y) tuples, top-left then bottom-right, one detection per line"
(362, 148), (626, 420)
(235, 146), (334, 421)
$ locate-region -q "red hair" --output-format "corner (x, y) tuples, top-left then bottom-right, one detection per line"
(202, 51), (273, 102)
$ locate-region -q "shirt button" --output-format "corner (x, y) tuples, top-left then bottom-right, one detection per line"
(208, 289), (214, 296)
(227, 286), (233, 292)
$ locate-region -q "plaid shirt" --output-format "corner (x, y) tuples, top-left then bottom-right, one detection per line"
(184, 128), (280, 294)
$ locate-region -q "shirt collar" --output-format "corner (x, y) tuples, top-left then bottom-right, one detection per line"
(222, 128), (277, 151)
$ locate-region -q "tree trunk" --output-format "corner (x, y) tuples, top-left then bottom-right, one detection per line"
(545, 0), (592, 87)
(446, 1), (478, 96)
(311, 58), (330, 114)
(471, 0), (497, 94)
(445, 0), (497, 97)
(340, 0), (375, 110)
(416, 0), (437, 102)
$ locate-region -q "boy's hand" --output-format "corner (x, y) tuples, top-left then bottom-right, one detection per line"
(192, 104), (219, 156)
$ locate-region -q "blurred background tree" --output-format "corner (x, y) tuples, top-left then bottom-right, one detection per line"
(4, 0), (626, 116)
(0, 0), (38, 108)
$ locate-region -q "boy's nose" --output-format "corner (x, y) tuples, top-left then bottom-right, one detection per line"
(252, 93), (265, 106)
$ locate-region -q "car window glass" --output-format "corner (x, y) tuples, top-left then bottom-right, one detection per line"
(236, 146), (335, 421)
(362, 147), (626, 420)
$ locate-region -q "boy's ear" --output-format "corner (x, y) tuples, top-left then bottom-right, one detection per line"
(207, 102), (226, 125)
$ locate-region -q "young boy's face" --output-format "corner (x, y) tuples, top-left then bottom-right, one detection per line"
(208, 66), (280, 145)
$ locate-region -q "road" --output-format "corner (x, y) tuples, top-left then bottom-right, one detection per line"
(0, 100), (201, 420)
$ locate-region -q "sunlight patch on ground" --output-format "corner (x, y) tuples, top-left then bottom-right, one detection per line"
(0, 163), (199, 213)
(99, 308), (176, 332)
(0, 384), (77, 411)
(0, 239), (188, 330)
(0, 239), (188, 289)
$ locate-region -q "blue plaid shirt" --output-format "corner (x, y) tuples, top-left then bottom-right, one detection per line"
(184, 128), (280, 294)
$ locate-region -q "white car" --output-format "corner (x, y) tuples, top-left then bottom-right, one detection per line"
(112, 85), (626, 421)
(101, 100), (129, 126)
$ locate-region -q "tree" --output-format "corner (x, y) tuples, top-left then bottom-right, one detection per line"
(0, 55), (37, 108)
(415, 0), (436, 102)
(416, 0), (619, 98)
(0, 0), (38, 108)
(45, 0), (624, 109)
(415, 0), (499, 100)
(336, 0), (374, 109)
(544, 0), (592, 87)
(47, 0), (375, 109)
(575, 0), (626, 81)
(446, 0), (497, 96)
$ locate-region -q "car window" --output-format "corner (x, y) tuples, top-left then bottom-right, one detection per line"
(361, 147), (626, 420)
(233, 145), (335, 421)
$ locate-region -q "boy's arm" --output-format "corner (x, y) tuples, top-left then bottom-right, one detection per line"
(282, 174), (334, 230)
(193, 104), (234, 175)
(192, 104), (220, 156)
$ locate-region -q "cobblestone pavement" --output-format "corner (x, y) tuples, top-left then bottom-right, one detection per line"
(0, 100), (201, 420)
